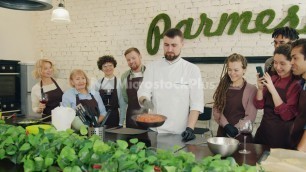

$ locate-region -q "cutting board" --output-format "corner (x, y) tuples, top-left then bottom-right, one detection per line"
(105, 127), (148, 135)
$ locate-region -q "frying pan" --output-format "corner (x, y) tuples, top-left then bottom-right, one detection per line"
(132, 114), (167, 128)
(16, 115), (52, 128)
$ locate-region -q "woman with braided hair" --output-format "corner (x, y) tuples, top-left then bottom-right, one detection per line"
(213, 53), (257, 142)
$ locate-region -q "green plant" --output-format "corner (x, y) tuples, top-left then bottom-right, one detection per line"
(0, 123), (260, 171)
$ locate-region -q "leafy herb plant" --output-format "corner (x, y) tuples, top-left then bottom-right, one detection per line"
(0, 123), (259, 172)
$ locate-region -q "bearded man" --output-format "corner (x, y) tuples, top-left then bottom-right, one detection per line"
(121, 47), (146, 129)
(138, 28), (204, 142)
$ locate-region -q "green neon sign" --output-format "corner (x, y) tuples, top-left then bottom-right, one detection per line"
(147, 5), (306, 55)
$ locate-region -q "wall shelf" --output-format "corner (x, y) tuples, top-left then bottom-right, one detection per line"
(183, 56), (269, 64)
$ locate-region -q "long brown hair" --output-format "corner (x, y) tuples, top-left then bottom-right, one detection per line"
(213, 53), (248, 112)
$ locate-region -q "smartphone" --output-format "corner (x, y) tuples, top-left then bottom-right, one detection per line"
(256, 66), (264, 78)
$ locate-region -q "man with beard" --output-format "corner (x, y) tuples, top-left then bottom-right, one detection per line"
(121, 47), (146, 129)
(137, 28), (204, 142)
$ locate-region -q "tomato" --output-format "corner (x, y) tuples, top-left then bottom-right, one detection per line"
(154, 166), (161, 172)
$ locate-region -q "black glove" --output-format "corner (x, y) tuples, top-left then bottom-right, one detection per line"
(181, 127), (196, 142)
(143, 99), (154, 112)
(224, 124), (239, 138)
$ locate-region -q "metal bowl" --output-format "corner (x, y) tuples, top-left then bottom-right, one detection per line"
(207, 137), (239, 157)
(132, 114), (167, 128)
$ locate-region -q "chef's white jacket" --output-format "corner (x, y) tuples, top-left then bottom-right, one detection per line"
(137, 57), (204, 134)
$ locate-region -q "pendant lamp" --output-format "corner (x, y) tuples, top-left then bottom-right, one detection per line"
(51, 0), (70, 23)
(0, 0), (52, 11)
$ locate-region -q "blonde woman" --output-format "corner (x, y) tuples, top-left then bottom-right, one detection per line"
(213, 53), (257, 143)
(31, 59), (64, 121)
(62, 69), (106, 123)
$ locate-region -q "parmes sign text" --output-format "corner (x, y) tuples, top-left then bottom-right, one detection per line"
(146, 5), (306, 55)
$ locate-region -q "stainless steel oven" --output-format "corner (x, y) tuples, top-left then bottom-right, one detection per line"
(0, 60), (21, 114)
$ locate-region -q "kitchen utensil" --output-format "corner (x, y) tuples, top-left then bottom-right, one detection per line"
(105, 127), (147, 135)
(17, 119), (40, 127)
(85, 106), (99, 127)
(132, 114), (167, 128)
(100, 109), (112, 126)
(79, 105), (96, 126)
(5, 113), (16, 120)
(207, 137), (239, 157)
(75, 104), (91, 125)
(16, 114), (52, 127)
(173, 141), (208, 153)
(88, 126), (105, 139)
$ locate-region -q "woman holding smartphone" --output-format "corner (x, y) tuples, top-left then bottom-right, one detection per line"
(254, 44), (302, 148)
(213, 53), (257, 142)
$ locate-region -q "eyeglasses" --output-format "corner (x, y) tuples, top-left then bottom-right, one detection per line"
(102, 64), (114, 68)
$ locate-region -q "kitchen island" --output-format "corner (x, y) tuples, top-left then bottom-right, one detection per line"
(0, 118), (269, 171)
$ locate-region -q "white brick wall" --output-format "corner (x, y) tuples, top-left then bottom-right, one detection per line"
(28, 0), (306, 101)
(1, 1), (306, 131)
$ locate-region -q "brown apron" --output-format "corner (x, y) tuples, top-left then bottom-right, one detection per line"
(254, 77), (294, 148)
(41, 78), (63, 122)
(217, 81), (252, 142)
(76, 93), (100, 124)
(125, 74), (147, 129)
(290, 81), (306, 149)
(99, 77), (119, 127)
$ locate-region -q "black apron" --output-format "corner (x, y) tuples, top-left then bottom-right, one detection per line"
(290, 82), (306, 149)
(41, 78), (63, 122)
(125, 74), (147, 129)
(76, 93), (100, 123)
(254, 76), (294, 148)
(217, 81), (252, 142)
(99, 77), (119, 127)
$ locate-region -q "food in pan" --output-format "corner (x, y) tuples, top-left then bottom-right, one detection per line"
(18, 120), (39, 124)
(136, 114), (165, 123)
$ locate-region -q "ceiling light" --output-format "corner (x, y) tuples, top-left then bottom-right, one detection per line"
(0, 0), (53, 11)
(51, 0), (70, 23)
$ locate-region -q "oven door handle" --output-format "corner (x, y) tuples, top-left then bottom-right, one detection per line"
(0, 73), (20, 75)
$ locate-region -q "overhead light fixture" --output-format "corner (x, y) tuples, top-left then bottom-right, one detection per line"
(51, 0), (70, 23)
(0, 0), (53, 11)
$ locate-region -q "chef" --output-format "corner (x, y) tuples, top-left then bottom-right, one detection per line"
(137, 28), (204, 142)
(289, 39), (306, 151)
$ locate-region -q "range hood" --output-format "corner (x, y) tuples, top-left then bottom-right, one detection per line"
(0, 0), (52, 11)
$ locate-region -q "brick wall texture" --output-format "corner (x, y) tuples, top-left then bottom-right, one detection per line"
(29, 0), (306, 103)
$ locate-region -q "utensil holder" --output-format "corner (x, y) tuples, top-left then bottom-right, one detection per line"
(88, 126), (104, 140)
